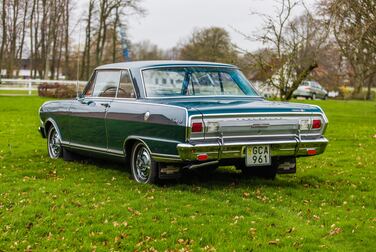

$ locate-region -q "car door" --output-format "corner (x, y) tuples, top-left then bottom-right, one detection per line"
(105, 70), (138, 155)
(69, 70), (121, 151)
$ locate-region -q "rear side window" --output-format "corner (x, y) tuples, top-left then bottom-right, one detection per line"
(117, 70), (136, 98)
(92, 70), (121, 97)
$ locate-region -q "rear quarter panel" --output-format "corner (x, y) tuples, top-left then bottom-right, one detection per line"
(106, 100), (188, 156)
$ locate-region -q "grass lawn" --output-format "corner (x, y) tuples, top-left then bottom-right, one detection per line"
(0, 90), (37, 96)
(0, 96), (375, 251)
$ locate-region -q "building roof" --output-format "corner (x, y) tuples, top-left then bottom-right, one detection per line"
(95, 60), (237, 70)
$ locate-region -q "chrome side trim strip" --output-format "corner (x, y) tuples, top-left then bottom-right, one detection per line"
(62, 142), (125, 158)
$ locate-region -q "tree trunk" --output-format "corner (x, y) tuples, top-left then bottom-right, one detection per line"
(17, 1), (29, 77)
(112, 5), (119, 63)
(0, 0), (7, 78)
(29, 0), (36, 79)
(63, 0), (70, 78)
(8, 0), (20, 78)
(285, 62), (318, 100)
(366, 74), (374, 100)
(81, 0), (94, 80)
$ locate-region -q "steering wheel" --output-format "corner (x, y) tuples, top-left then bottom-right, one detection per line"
(100, 87), (117, 97)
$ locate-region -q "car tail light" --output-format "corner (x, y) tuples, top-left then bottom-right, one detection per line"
(191, 122), (203, 133)
(196, 153), (208, 161)
(307, 149), (317, 155)
(312, 119), (321, 129)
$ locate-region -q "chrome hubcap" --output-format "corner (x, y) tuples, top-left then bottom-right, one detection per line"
(48, 128), (61, 158)
(134, 146), (151, 182)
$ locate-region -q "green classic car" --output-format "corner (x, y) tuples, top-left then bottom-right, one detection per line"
(38, 61), (329, 184)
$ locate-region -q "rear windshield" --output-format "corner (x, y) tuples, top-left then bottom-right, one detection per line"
(142, 67), (259, 97)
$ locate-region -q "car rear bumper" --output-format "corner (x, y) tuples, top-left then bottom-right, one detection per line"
(177, 137), (328, 161)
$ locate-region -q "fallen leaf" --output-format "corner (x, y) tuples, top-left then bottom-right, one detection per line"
(249, 228), (256, 237)
(268, 239), (280, 245)
(243, 192), (250, 198)
(286, 227), (295, 233)
(114, 233), (128, 242)
(329, 227), (342, 236)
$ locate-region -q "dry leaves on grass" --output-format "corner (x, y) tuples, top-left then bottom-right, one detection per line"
(114, 233), (128, 243)
(127, 207), (141, 216)
(112, 221), (128, 227)
(329, 227), (342, 236)
(249, 228), (257, 238)
(268, 239), (280, 245)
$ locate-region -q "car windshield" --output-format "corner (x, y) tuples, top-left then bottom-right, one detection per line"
(142, 67), (259, 97)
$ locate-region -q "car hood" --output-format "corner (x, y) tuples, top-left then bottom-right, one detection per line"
(143, 97), (323, 116)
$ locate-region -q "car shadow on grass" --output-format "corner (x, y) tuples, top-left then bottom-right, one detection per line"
(164, 167), (324, 190)
(70, 157), (323, 190)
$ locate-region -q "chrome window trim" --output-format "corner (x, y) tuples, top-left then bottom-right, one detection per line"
(116, 69), (138, 99)
(83, 69), (122, 99)
(139, 65), (262, 99)
(82, 71), (96, 97)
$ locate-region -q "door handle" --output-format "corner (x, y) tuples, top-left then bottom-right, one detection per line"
(100, 103), (111, 108)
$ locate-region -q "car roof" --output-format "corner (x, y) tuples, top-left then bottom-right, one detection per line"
(95, 60), (237, 70)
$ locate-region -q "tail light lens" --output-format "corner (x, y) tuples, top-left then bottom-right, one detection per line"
(312, 119), (322, 129)
(191, 122), (203, 133)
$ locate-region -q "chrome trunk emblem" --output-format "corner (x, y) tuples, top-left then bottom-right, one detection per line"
(251, 123), (270, 128)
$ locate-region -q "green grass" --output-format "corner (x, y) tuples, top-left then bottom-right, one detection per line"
(0, 90), (37, 96)
(0, 97), (375, 251)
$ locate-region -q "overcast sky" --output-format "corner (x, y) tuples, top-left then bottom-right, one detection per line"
(77, 0), (316, 52)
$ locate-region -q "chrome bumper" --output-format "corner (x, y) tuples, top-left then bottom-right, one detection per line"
(177, 137), (328, 161)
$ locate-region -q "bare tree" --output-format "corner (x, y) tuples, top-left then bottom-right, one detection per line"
(322, 0), (376, 99)
(0, 0), (7, 77)
(241, 0), (330, 100)
(81, 0), (95, 80)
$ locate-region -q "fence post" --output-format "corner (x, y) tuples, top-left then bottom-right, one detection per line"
(28, 81), (32, 95)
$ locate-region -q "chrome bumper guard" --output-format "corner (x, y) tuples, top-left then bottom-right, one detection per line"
(177, 137), (328, 161)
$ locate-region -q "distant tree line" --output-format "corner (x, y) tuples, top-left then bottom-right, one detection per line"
(0, 0), (375, 99)
(0, 0), (71, 79)
(0, 0), (144, 80)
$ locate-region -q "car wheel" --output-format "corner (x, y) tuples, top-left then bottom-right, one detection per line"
(130, 142), (159, 184)
(312, 93), (316, 100)
(47, 125), (63, 159)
